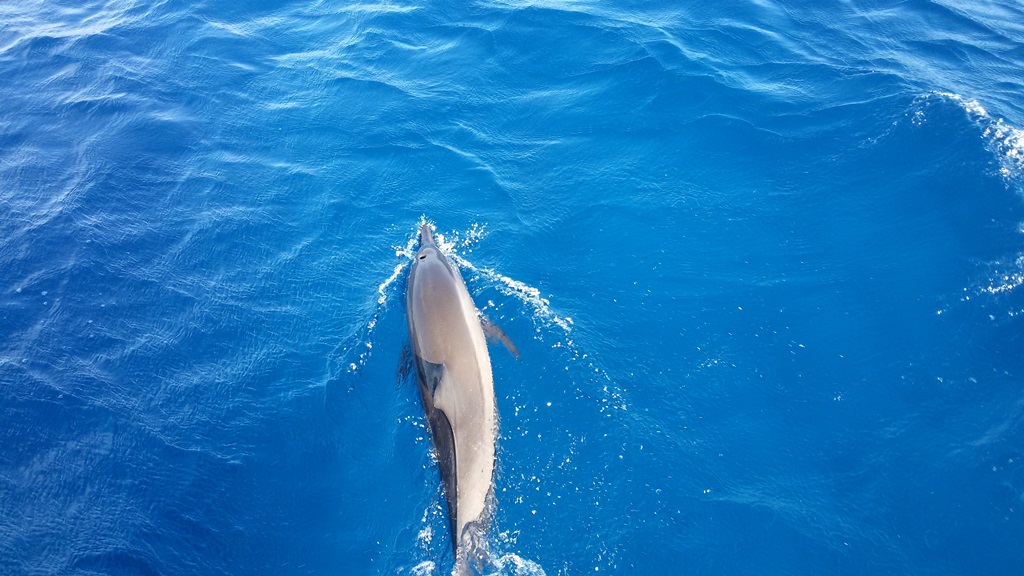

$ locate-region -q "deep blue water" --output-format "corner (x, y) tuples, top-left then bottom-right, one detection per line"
(2, 0), (1024, 574)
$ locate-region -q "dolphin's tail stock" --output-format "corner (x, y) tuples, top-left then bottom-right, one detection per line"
(454, 520), (492, 576)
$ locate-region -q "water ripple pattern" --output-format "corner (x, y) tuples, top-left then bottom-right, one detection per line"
(2, 0), (1024, 574)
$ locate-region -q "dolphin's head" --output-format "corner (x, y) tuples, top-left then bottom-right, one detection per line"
(408, 222), (461, 344)
(413, 223), (451, 273)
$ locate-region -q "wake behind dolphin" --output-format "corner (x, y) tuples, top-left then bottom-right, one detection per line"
(406, 221), (518, 574)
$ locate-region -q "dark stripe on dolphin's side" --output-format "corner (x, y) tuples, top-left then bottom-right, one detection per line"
(427, 406), (458, 551)
(415, 357), (459, 552)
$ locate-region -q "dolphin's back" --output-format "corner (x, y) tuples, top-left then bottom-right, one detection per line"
(407, 250), (496, 553)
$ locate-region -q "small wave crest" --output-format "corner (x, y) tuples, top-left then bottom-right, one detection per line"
(932, 91), (1024, 190)
(920, 93), (1024, 310)
(449, 254), (574, 335)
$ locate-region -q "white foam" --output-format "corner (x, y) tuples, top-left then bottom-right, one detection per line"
(431, 223), (575, 335)
(936, 91), (988, 117)
(921, 93), (1024, 303)
(979, 254), (1024, 296)
(410, 560), (436, 576)
(486, 553), (548, 575)
(934, 91), (1024, 187)
(929, 93), (1024, 302)
(451, 254), (575, 334)
(417, 524), (434, 547)
(461, 222), (489, 248)
(345, 222), (420, 373)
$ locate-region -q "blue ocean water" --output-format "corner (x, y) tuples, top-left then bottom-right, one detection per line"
(2, 0), (1024, 574)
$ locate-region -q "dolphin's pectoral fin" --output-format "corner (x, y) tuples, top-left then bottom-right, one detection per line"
(481, 315), (521, 359)
(426, 406), (459, 553)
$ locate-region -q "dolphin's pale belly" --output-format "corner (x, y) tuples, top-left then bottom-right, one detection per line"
(408, 254), (496, 548)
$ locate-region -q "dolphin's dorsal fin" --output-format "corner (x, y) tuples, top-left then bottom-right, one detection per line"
(480, 315), (521, 359)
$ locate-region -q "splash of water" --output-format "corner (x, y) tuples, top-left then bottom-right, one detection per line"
(451, 254), (575, 334)
(343, 222), (420, 374)
(933, 91), (1024, 189)
(914, 93), (1024, 306)
(440, 230), (626, 413)
(426, 223), (576, 335)
(486, 553), (548, 576)
(410, 560), (436, 576)
(979, 253), (1024, 296)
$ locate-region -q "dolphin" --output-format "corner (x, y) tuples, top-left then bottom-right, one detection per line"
(405, 223), (516, 570)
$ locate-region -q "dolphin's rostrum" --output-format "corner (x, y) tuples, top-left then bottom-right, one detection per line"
(406, 222), (512, 570)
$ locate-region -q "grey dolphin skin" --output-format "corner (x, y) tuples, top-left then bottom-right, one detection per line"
(406, 222), (506, 571)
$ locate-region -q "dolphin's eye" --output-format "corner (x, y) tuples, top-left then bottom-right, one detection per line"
(418, 254), (426, 260)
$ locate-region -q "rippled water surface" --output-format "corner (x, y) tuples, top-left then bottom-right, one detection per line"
(2, 0), (1023, 574)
